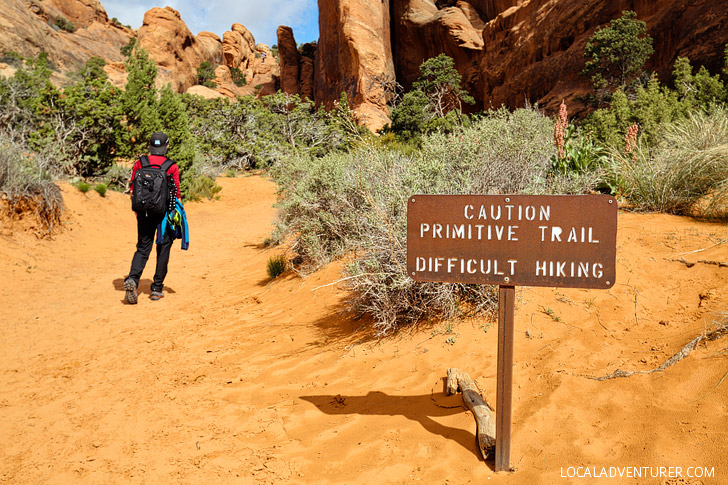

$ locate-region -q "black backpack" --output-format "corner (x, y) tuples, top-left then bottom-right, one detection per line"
(131, 156), (176, 216)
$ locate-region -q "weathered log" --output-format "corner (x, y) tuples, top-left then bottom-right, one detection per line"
(446, 368), (496, 460)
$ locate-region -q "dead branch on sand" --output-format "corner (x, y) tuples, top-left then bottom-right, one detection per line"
(445, 368), (496, 459)
(589, 321), (728, 381)
(669, 257), (728, 268)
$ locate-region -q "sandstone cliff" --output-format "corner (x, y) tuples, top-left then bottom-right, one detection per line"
(308, 0), (728, 128)
(315, 0), (395, 131)
(277, 26), (301, 96)
(0, 0), (132, 75)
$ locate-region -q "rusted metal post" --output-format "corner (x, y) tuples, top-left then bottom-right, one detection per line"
(496, 285), (515, 472)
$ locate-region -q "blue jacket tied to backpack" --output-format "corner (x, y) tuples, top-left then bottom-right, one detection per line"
(157, 199), (189, 250)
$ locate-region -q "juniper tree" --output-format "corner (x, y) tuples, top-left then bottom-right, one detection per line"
(58, 57), (124, 175)
(581, 11), (654, 99)
(412, 53), (474, 118)
(121, 47), (161, 157)
(158, 84), (196, 195)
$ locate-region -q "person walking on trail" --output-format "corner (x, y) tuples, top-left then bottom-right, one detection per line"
(124, 132), (181, 304)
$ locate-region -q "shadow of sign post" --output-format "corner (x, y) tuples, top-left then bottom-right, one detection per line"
(407, 194), (618, 472)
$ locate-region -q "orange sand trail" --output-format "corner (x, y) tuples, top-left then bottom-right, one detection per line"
(1, 175), (727, 484)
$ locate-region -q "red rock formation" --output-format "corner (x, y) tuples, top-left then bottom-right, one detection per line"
(197, 31), (224, 67)
(476, 0), (728, 115)
(313, 0), (728, 126)
(186, 84), (226, 99)
(300, 57), (315, 100)
(315, 0), (396, 132)
(137, 7), (221, 92)
(277, 25), (301, 95)
(391, 0), (485, 109)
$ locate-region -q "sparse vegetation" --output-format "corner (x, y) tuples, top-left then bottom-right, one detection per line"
(229, 67), (246, 87)
(607, 110), (728, 215)
(0, 135), (63, 235)
(266, 254), (287, 279)
(53, 16), (76, 33)
(197, 61), (217, 89)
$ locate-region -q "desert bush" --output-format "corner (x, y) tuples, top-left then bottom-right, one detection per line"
(229, 67), (246, 87)
(102, 163), (131, 192)
(0, 136), (63, 234)
(272, 108), (566, 333)
(386, 54), (473, 140)
(607, 109), (728, 215)
(185, 174), (222, 201)
(94, 183), (107, 197)
(266, 254), (288, 279)
(196, 61), (216, 88)
(0, 51), (23, 67)
(76, 181), (91, 193)
(53, 16), (76, 33)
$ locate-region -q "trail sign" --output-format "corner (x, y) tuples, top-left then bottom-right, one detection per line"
(407, 194), (617, 289)
(406, 194), (618, 472)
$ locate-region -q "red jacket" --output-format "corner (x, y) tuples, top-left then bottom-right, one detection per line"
(131, 155), (181, 199)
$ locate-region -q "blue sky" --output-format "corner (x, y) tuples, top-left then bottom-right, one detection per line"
(102, 0), (319, 47)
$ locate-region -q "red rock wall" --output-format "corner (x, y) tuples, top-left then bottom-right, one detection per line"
(277, 26), (301, 95)
(312, 0), (728, 127)
(315, 0), (395, 131)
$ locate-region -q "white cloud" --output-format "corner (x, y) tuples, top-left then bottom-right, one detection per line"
(102, 0), (318, 46)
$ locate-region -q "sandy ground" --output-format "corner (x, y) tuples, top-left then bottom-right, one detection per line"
(1, 175), (727, 484)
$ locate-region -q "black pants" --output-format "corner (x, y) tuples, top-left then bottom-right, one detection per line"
(127, 213), (173, 292)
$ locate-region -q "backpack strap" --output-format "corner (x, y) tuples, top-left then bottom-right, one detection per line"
(140, 155), (151, 167)
(160, 158), (175, 173)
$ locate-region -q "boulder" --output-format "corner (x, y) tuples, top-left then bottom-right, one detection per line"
(186, 84), (226, 99)
(197, 31), (224, 67)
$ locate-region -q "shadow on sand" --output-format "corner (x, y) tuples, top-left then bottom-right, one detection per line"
(300, 390), (494, 468)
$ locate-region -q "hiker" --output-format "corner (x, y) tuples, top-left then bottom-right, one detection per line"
(123, 132), (181, 304)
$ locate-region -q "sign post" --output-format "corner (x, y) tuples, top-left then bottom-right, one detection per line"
(407, 194), (617, 471)
(496, 284), (514, 472)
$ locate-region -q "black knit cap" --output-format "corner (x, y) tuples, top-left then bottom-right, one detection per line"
(149, 132), (169, 155)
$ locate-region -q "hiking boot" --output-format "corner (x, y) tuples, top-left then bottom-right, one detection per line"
(150, 290), (164, 301)
(124, 278), (138, 304)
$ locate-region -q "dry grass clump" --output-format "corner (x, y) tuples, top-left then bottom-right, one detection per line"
(608, 109), (728, 216)
(0, 137), (63, 235)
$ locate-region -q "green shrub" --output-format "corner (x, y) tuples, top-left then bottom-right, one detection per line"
(53, 16), (76, 32)
(103, 163), (131, 192)
(76, 181), (91, 193)
(197, 61), (216, 88)
(186, 174), (222, 201)
(94, 183), (107, 197)
(266, 254), (287, 279)
(229, 67), (247, 87)
(607, 109), (728, 215)
(271, 108), (562, 333)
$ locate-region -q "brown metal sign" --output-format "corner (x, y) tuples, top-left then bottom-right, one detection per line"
(407, 194), (617, 289)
